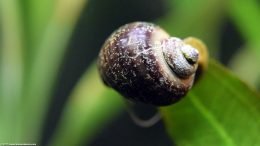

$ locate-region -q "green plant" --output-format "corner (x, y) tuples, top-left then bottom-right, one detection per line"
(0, 0), (260, 145)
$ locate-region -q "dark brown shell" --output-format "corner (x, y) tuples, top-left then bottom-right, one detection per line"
(98, 22), (200, 106)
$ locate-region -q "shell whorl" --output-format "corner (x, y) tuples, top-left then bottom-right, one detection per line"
(162, 37), (199, 78)
(98, 22), (201, 106)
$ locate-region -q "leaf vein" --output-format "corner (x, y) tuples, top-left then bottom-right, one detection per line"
(189, 93), (236, 146)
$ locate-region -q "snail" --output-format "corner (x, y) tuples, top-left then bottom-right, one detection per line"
(98, 22), (208, 106)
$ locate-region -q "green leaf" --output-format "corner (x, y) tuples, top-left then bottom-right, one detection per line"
(48, 63), (124, 146)
(227, 0), (260, 89)
(0, 0), (25, 141)
(228, 0), (260, 61)
(21, 0), (89, 142)
(160, 59), (260, 146)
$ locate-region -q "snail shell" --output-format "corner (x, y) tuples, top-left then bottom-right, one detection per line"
(98, 22), (205, 106)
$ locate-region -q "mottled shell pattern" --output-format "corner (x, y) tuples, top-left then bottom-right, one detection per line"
(98, 22), (200, 106)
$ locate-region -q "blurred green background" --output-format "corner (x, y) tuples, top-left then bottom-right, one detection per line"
(1, 0), (260, 145)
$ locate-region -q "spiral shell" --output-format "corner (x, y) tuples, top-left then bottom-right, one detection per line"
(98, 22), (205, 106)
